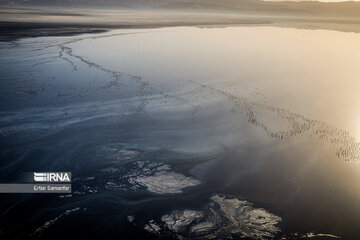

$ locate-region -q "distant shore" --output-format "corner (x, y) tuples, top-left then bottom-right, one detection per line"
(1, 8), (360, 40)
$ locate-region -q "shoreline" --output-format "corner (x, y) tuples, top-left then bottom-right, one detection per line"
(1, 8), (360, 41)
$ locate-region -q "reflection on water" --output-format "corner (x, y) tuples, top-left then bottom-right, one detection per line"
(69, 27), (360, 139)
(0, 26), (360, 239)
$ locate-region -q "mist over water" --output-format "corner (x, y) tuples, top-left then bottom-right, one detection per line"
(1, 26), (360, 239)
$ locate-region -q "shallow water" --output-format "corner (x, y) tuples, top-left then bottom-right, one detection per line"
(1, 26), (360, 239)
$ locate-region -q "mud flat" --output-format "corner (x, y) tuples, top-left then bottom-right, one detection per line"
(143, 194), (282, 239)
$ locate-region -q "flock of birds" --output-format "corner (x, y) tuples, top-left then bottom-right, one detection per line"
(14, 31), (359, 163)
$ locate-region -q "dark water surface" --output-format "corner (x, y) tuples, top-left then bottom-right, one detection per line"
(1, 27), (360, 239)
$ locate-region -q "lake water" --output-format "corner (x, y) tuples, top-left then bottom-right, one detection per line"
(1, 26), (360, 239)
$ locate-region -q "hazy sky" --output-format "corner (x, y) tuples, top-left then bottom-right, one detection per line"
(2, 0), (360, 5)
(268, 0), (360, 1)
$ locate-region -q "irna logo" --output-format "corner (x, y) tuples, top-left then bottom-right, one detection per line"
(34, 172), (71, 182)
